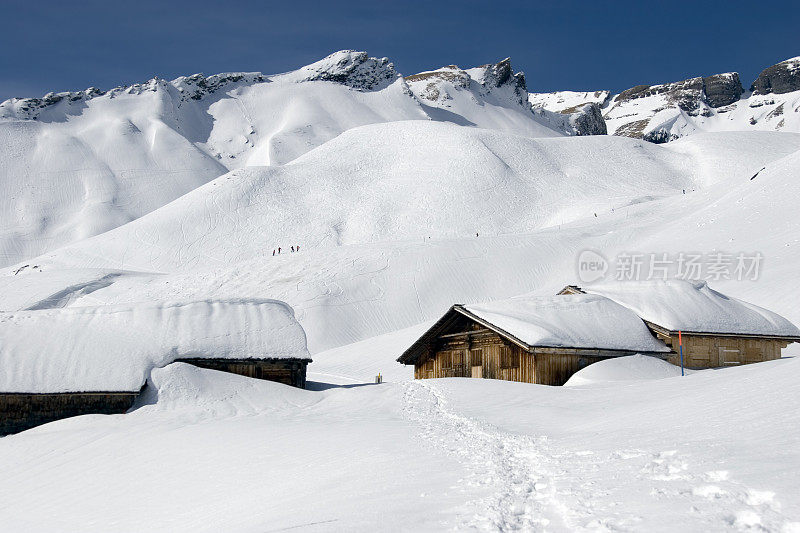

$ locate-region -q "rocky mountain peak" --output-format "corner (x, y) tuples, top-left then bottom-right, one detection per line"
(750, 57), (800, 95)
(295, 50), (399, 91)
(405, 57), (529, 107)
(477, 58), (528, 104)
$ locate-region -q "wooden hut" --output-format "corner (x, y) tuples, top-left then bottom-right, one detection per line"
(0, 300), (314, 436)
(397, 294), (671, 386)
(0, 357), (312, 436)
(558, 281), (800, 368)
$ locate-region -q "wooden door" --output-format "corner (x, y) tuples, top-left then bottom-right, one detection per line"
(470, 348), (483, 378)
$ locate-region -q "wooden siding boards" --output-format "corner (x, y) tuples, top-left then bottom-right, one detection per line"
(175, 358), (312, 389)
(398, 305), (658, 386)
(0, 391), (139, 436)
(652, 331), (787, 369)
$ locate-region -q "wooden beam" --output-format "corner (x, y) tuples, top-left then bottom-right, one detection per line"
(439, 328), (491, 338)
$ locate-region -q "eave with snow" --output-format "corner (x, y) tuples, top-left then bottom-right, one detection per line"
(397, 294), (671, 386)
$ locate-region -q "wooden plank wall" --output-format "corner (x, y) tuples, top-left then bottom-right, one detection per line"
(532, 352), (603, 387)
(413, 327), (604, 386)
(177, 359), (309, 388)
(0, 392), (139, 436)
(655, 333), (786, 368)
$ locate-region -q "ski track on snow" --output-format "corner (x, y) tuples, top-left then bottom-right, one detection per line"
(402, 380), (578, 531)
(401, 380), (797, 532)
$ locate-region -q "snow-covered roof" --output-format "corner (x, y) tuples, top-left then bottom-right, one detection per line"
(581, 280), (800, 337)
(0, 299), (310, 393)
(463, 294), (670, 353)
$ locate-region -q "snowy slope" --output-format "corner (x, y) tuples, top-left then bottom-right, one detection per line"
(4, 129), (800, 354)
(404, 59), (564, 137)
(0, 51), (562, 268)
(528, 90), (611, 113)
(10, 121), (692, 272)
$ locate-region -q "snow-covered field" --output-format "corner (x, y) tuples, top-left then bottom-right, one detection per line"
(2, 356), (799, 532)
(2, 51), (800, 531)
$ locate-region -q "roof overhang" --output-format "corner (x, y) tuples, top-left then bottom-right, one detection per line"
(396, 304), (669, 365)
(643, 320), (800, 342)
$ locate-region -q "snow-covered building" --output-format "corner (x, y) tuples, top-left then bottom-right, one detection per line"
(0, 300), (312, 435)
(397, 294), (672, 386)
(398, 281), (800, 386)
(560, 280), (800, 369)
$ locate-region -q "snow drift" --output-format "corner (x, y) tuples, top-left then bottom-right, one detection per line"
(0, 299), (308, 392)
(563, 354), (691, 386)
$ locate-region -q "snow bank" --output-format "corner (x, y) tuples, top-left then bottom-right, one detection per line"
(584, 280), (800, 336)
(0, 299), (309, 393)
(465, 294), (670, 352)
(134, 362), (317, 415)
(564, 354), (689, 386)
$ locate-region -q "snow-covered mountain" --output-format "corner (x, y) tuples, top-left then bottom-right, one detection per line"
(530, 56), (800, 143)
(0, 51), (566, 268)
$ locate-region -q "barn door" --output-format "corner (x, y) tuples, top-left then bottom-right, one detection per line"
(719, 347), (742, 365)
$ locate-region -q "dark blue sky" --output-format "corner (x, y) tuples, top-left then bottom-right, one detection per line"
(1, 0), (798, 101)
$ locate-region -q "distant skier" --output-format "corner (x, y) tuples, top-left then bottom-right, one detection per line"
(476, 232), (479, 237)
(296, 245), (300, 252)
(272, 250), (275, 256)
(278, 247), (281, 254)
(291, 246), (295, 252)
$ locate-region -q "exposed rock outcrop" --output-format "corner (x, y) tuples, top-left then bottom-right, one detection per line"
(569, 103), (607, 136)
(750, 57), (800, 95)
(482, 58), (529, 106)
(615, 73), (742, 112)
(296, 50), (399, 91)
(406, 58), (530, 107)
(701, 73), (744, 107)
